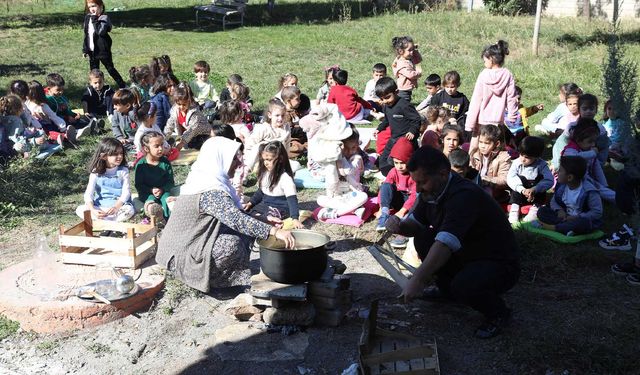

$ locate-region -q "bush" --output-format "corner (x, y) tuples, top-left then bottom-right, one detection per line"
(483, 0), (547, 16)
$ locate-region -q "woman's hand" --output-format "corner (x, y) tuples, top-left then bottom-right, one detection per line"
(291, 219), (304, 229)
(274, 228), (295, 249)
(242, 202), (252, 211)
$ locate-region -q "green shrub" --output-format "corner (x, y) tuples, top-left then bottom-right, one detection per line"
(483, 0), (547, 15)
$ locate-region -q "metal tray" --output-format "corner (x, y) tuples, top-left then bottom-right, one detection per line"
(76, 279), (140, 303)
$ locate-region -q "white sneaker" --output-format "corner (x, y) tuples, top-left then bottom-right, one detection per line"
(522, 206), (539, 222)
(534, 125), (548, 135)
(76, 125), (92, 139)
(508, 205), (520, 224)
(353, 207), (365, 219)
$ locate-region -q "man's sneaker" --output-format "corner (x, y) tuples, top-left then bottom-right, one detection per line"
(390, 236), (408, 249)
(76, 124), (92, 139)
(56, 134), (65, 150)
(599, 224), (633, 251)
(318, 207), (338, 221)
(376, 213), (389, 232)
(96, 118), (106, 132)
(626, 273), (640, 286)
(65, 125), (77, 146)
(474, 308), (511, 339)
(522, 206), (539, 223)
(611, 262), (640, 276)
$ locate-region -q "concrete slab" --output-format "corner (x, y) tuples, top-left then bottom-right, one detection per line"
(0, 257), (165, 334)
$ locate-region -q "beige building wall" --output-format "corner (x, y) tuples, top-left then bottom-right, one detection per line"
(464, 0), (640, 19)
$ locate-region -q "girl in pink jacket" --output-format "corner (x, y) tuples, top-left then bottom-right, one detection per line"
(391, 36), (422, 103)
(467, 40), (518, 154)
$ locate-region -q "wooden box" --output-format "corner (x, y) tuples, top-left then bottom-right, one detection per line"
(359, 300), (440, 375)
(58, 211), (157, 269)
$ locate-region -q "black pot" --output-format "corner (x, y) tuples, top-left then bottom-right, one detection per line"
(258, 230), (330, 284)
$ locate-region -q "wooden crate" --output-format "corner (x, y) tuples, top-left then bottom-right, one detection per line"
(58, 211), (157, 269)
(359, 300), (440, 375)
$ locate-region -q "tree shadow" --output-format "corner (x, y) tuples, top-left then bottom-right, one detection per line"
(555, 28), (640, 49)
(0, 1), (382, 32)
(0, 63), (50, 77)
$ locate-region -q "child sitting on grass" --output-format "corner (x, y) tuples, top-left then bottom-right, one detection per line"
(507, 136), (553, 223)
(163, 82), (210, 150)
(503, 86), (543, 142)
(189, 60), (219, 110)
(81, 69), (113, 132)
(243, 141), (304, 229)
(375, 137), (417, 249)
(449, 148), (480, 184)
(316, 65), (338, 104)
(129, 65), (154, 102)
(77, 137), (135, 222)
(45, 73), (93, 138)
(134, 131), (176, 225)
(150, 73), (178, 132)
(363, 63), (387, 112)
(440, 123), (464, 157)
(328, 69), (374, 122)
(429, 71), (470, 129)
(535, 82), (581, 136)
(26, 80), (77, 148)
(471, 124), (512, 202)
(219, 100), (251, 143)
(275, 73), (298, 101)
(245, 99), (291, 176)
(374, 77), (421, 176)
(111, 88), (138, 147)
(419, 106), (452, 149)
(534, 155), (602, 236)
(416, 73), (442, 111)
(133, 101), (175, 161)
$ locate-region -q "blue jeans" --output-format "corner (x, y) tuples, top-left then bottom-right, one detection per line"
(379, 183), (409, 211)
(537, 206), (594, 235)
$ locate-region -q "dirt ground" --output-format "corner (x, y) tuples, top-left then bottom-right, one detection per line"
(1, 199), (638, 375)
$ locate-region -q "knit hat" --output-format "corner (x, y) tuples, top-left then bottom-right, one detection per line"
(389, 137), (414, 163)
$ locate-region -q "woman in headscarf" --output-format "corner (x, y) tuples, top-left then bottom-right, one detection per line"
(156, 136), (295, 293)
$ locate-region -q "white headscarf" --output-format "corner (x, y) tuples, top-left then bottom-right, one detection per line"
(180, 137), (242, 207)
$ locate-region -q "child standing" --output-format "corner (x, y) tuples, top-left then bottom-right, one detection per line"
(76, 137), (135, 221)
(391, 36), (422, 102)
(163, 82), (210, 150)
(150, 73), (178, 132)
(81, 69), (113, 131)
(375, 137), (417, 247)
(244, 99), (291, 174)
(374, 77), (421, 175)
(26, 80), (77, 148)
(111, 88), (138, 146)
(134, 131), (176, 224)
(327, 69), (373, 122)
(429, 71), (470, 129)
(507, 136), (553, 223)
(416, 73), (442, 111)
(534, 156), (602, 236)
(363, 63), (387, 112)
(243, 141), (304, 229)
(470, 124), (512, 202)
(189, 60), (219, 110)
(466, 40), (518, 153)
(535, 82), (581, 135)
(82, 0), (126, 88)
(45, 73), (93, 138)
(561, 118), (615, 202)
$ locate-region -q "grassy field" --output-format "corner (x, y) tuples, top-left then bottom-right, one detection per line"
(1, 1), (640, 373)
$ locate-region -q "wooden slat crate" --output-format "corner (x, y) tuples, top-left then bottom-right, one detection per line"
(359, 300), (440, 375)
(58, 211), (157, 269)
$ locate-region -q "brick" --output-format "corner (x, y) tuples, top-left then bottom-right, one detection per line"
(314, 308), (344, 327)
(309, 290), (352, 310)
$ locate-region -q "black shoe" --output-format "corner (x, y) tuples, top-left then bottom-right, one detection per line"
(474, 308), (511, 339)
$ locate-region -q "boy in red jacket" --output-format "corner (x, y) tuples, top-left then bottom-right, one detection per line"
(375, 137), (417, 248)
(327, 69), (373, 122)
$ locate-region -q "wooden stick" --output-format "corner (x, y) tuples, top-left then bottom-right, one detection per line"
(366, 245), (409, 289)
(83, 210), (94, 237)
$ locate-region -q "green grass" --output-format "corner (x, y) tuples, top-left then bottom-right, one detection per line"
(1, 2), (639, 373)
(0, 314), (20, 340)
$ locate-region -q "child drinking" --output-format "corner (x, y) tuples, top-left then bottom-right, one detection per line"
(534, 156), (602, 236)
(134, 131), (176, 224)
(150, 73), (178, 132)
(327, 69), (373, 122)
(535, 82), (581, 135)
(81, 69), (113, 131)
(111, 88), (138, 146)
(374, 77), (421, 175)
(507, 136), (553, 223)
(82, 0), (126, 88)
(163, 82), (210, 150)
(470, 124), (512, 202)
(466, 40), (518, 152)
(416, 73), (442, 111)
(243, 141), (304, 229)
(129, 65), (154, 102)
(26, 80), (77, 148)
(561, 118), (615, 202)
(189, 60), (220, 110)
(316, 65), (338, 104)
(76, 137), (135, 222)
(391, 36), (422, 102)
(375, 137), (417, 248)
(220, 100), (250, 142)
(429, 71), (470, 129)
(363, 63), (387, 112)
(245, 99), (291, 174)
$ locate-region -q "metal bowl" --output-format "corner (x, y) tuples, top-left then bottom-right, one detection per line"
(258, 229), (330, 284)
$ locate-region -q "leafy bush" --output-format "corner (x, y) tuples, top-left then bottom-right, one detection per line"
(483, 0), (547, 16)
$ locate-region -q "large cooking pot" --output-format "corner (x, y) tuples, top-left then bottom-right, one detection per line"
(258, 229), (330, 284)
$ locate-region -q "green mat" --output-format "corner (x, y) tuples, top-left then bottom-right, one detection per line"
(513, 222), (605, 244)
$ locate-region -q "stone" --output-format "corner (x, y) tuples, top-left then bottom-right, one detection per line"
(249, 273), (307, 301)
(309, 290), (352, 310)
(212, 323), (309, 361)
(263, 302), (315, 326)
(315, 308), (345, 327)
(225, 293), (265, 321)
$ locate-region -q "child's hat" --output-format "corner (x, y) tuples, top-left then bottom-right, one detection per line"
(390, 137), (415, 163)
